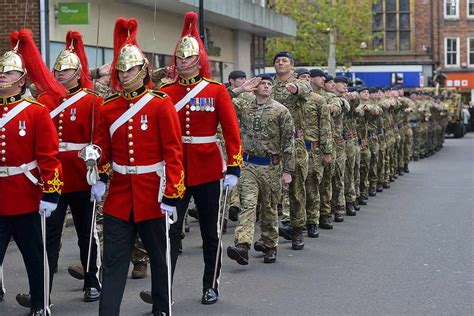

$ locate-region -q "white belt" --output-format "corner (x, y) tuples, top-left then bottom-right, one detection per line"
(182, 135), (217, 144)
(59, 142), (88, 152)
(0, 160), (39, 184)
(112, 161), (166, 202)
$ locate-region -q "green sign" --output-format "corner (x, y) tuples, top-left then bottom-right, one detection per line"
(58, 2), (89, 25)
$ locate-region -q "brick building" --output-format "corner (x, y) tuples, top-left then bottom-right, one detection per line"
(355, 0), (473, 101)
(0, 0), (42, 57)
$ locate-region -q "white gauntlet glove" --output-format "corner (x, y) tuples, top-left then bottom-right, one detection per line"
(223, 174), (238, 189)
(91, 181), (106, 202)
(39, 201), (57, 218)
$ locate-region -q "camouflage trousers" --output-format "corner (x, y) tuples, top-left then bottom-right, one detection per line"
(411, 124), (420, 157)
(359, 140), (371, 198)
(319, 152), (335, 221)
(289, 141), (309, 228)
(392, 131), (401, 173)
(331, 142), (347, 214)
(354, 143), (361, 199)
(234, 163), (281, 248)
(279, 186), (290, 223)
(404, 126), (413, 165)
(305, 150), (325, 226)
(385, 134), (395, 181)
(344, 138), (358, 204)
(368, 137), (379, 189)
(397, 128), (405, 170)
(419, 123), (428, 156)
(377, 135), (387, 183)
(228, 185), (240, 210)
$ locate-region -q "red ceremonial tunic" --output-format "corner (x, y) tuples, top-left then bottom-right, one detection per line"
(0, 93), (63, 216)
(95, 85), (185, 222)
(37, 85), (103, 193)
(159, 75), (242, 186)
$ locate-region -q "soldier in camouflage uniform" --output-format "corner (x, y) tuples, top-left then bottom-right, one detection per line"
(379, 91), (393, 191)
(331, 76), (350, 222)
(271, 52), (311, 250)
(355, 86), (374, 206)
(367, 88), (383, 198)
(397, 87), (414, 173)
(314, 71), (337, 230)
(226, 74), (295, 265)
(342, 86), (359, 216)
(300, 69), (332, 238)
(409, 91), (422, 161)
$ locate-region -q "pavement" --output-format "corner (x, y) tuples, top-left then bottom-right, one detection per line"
(1, 134), (473, 315)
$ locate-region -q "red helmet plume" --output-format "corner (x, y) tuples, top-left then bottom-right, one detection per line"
(10, 29), (66, 101)
(65, 31), (93, 89)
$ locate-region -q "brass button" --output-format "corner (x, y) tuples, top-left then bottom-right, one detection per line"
(0, 135), (5, 139)
(59, 120), (63, 124)
(129, 157), (135, 163)
(186, 118), (190, 122)
(62, 98), (67, 102)
(59, 138), (63, 142)
(186, 104), (190, 109)
(1, 142), (5, 146)
(1, 157), (5, 162)
(59, 114), (64, 118)
(128, 133), (133, 138)
(129, 149), (134, 154)
(1, 128), (6, 132)
(1, 150), (5, 154)
(186, 87), (191, 92)
(186, 111), (190, 115)
(185, 124), (190, 129)
(58, 132), (63, 136)
(129, 141), (134, 146)
(128, 119), (133, 123)
(58, 126), (63, 130)
(3, 106), (8, 111)
(185, 131), (190, 135)
(128, 126), (133, 130)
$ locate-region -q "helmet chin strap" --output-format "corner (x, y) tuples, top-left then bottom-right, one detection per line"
(176, 56), (200, 74)
(56, 67), (81, 87)
(0, 71), (27, 90)
(121, 63), (148, 89)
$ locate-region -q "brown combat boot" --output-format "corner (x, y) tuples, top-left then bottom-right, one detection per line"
(131, 262), (148, 279)
(263, 247), (277, 263)
(227, 243), (249, 265)
(291, 226), (304, 250)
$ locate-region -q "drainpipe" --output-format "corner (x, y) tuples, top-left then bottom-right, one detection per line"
(39, 0), (49, 65)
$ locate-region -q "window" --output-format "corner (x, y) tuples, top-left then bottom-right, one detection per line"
(251, 35), (266, 76)
(468, 0), (474, 18)
(468, 38), (474, 66)
(371, 0), (412, 51)
(445, 37), (459, 67)
(444, 0), (459, 19)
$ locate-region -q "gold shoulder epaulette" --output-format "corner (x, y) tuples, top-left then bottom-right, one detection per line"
(25, 98), (45, 107)
(150, 90), (167, 99)
(203, 77), (222, 85)
(83, 88), (100, 96)
(104, 93), (120, 103)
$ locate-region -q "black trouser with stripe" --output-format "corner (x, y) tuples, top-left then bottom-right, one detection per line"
(99, 214), (169, 315)
(170, 180), (222, 292)
(0, 212), (44, 309)
(47, 191), (101, 291)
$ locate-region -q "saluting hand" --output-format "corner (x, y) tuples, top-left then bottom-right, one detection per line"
(285, 83), (298, 94)
(233, 77), (261, 95)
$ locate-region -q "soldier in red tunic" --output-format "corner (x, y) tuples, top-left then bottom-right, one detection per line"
(140, 12), (242, 306)
(15, 31), (103, 308)
(0, 29), (64, 316)
(95, 18), (184, 316)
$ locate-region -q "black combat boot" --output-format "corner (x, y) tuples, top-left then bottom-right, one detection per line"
(376, 182), (384, 192)
(263, 247), (277, 263)
(404, 164), (409, 173)
(334, 213), (344, 222)
(228, 206), (240, 222)
(358, 196), (368, 205)
(368, 187), (377, 196)
(353, 199), (361, 211)
(253, 240), (266, 253)
(291, 227), (304, 250)
(319, 216), (333, 229)
(345, 203), (356, 216)
(227, 243), (249, 265)
(307, 224), (319, 238)
(382, 182), (390, 189)
(278, 222), (293, 241)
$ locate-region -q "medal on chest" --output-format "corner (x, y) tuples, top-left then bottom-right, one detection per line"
(18, 120), (26, 137)
(141, 114), (148, 131)
(70, 108), (77, 121)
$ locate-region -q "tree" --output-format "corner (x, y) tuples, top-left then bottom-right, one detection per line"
(266, 0), (375, 71)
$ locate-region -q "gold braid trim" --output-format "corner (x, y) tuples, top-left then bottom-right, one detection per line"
(228, 145), (243, 167)
(164, 170), (185, 199)
(45, 168), (64, 194)
(99, 162), (111, 175)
